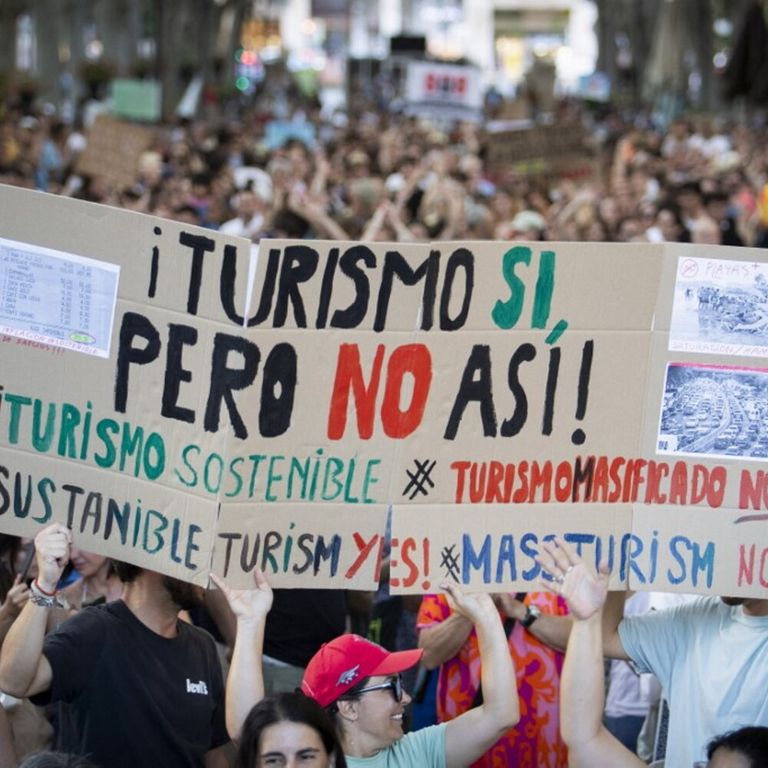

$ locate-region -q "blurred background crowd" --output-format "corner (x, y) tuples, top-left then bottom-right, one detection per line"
(2, 94), (768, 248)
(0, 0), (766, 250)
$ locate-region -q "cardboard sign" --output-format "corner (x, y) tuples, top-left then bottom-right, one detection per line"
(1, 184), (767, 595)
(389, 504), (632, 592)
(111, 79), (162, 123)
(76, 116), (155, 190)
(486, 122), (595, 179)
(211, 503), (388, 589)
(0, 185), (250, 585)
(388, 242), (768, 595)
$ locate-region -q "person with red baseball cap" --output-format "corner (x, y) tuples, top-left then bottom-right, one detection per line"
(213, 569), (519, 767)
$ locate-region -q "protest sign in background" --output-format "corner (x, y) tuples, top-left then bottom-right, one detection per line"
(111, 79), (162, 123)
(486, 121), (596, 180)
(404, 61), (483, 121)
(1, 184), (766, 594)
(76, 116), (156, 190)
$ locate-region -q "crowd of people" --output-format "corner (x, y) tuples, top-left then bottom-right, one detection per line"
(1, 95), (768, 250)
(1, 89), (768, 767)
(0, 524), (765, 767)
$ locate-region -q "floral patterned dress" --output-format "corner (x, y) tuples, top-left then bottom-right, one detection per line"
(417, 591), (569, 768)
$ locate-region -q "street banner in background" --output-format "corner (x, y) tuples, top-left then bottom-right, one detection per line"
(1, 184), (767, 595)
(404, 61), (483, 121)
(112, 78), (162, 123)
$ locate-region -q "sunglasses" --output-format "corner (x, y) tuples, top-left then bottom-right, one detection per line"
(357, 675), (403, 702)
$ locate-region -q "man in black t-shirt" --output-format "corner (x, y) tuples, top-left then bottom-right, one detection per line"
(0, 524), (232, 768)
(261, 588), (347, 694)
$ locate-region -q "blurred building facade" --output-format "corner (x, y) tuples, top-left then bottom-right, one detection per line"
(0, 0), (755, 118)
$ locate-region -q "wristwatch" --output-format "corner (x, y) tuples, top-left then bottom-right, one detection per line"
(520, 604), (541, 629)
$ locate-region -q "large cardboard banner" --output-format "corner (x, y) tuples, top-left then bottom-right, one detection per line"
(0, 186), (250, 585)
(1, 184), (767, 594)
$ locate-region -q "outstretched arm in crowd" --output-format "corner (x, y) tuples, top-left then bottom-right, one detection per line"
(537, 538), (642, 768)
(309, 150), (330, 200)
(601, 589), (631, 660)
(418, 604), (474, 669)
(210, 569), (273, 739)
(0, 524), (69, 697)
(287, 188), (349, 240)
(441, 583), (520, 768)
(361, 200), (390, 241)
(0, 574), (30, 647)
(496, 594), (572, 651)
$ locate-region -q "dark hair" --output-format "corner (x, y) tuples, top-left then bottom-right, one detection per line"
(111, 561), (142, 584)
(707, 726), (768, 766)
(237, 692), (346, 768)
(674, 180), (702, 198)
(704, 190), (729, 206)
(331, 676), (372, 707)
(19, 751), (98, 768)
(270, 208), (309, 238)
(326, 676), (372, 733)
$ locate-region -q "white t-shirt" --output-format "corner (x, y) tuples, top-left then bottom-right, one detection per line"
(606, 592), (697, 718)
(619, 596), (768, 766)
(219, 214), (264, 240)
(605, 592), (653, 718)
(346, 724), (446, 768)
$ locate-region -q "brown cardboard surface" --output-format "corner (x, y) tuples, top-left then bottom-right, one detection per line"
(249, 239), (427, 331)
(211, 503), (388, 588)
(76, 116), (156, 191)
(0, 447), (216, 584)
(486, 122), (594, 178)
(630, 504), (768, 597)
(0, 185), (250, 580)
(389, 503), (632, 593)
(2, 184), (767, 593)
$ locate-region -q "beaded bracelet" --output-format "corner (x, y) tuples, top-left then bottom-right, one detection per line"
(29, 579), (66, 609)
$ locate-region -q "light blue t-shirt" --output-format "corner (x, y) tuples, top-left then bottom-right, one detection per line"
(346, 724), (447, 768)
(619, 596), (768, 767)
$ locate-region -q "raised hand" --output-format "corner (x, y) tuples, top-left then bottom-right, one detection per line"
(493, 593), (526, 622)
(441, 581), (497, 626)
(34, 524), (71, 593)
(209, 568), (273, 623)
(0, 575), (30, 620)
(537, 537), (609, 621)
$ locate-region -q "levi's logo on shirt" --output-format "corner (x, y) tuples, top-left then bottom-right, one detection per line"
(186, 679), (209, 695)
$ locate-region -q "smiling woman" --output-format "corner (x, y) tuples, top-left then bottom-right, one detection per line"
(236, 691), (346, 768)
(216, 569), (520, 768)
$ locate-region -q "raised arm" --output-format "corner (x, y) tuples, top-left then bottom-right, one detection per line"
(0, 575), (30, 647)
(287, 188), (349, 240)
(442, 584), (519, 768)
(537, 538), (641, 768)
(0, 524), (69, 697)
(417, 608), (473, 669)
(210, 569), (273, 739)
(601, 590), (631, 660)
(497, 594), (573, 651)
(361, 201), (389, 241)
